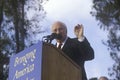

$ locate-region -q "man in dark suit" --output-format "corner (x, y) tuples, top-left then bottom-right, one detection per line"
(51, 21), (94, 80)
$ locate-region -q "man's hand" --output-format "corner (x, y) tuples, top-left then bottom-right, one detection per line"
(74, 24), (84, 39)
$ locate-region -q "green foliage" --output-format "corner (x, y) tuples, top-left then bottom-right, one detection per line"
(91, 0), (120, 30)
(0, 0), (48, 79)
(91, 0), (120, 80)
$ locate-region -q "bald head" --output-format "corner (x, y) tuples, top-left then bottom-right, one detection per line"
(51, 21), (67, 42)
(51, 21), (67, 32)
(99, 76), (108, 80)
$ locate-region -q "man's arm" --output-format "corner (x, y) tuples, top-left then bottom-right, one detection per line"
(74, 24), (94, 61)
(79, 37), (94, 61)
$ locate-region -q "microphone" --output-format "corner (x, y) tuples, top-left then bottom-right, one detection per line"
(43, 33), (62, 43)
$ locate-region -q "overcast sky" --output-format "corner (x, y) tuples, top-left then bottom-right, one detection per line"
(41, 0), (114, 79)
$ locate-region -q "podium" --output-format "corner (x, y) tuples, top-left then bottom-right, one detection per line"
(42, 42), (82, 80)
(8, 41), (82, 80)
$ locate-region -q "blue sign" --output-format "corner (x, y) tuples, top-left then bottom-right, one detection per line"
(9, 41), (43, 80)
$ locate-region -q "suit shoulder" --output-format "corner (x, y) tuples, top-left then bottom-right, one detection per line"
(67, 37), (79, 45)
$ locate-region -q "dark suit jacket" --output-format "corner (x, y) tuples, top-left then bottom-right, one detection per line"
(61, 37), (94, 80)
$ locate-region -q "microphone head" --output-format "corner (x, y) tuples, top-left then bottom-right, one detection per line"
(51, 33), (62, 39)
(55, 34), (62, 39)
(42, 33), (63, 43)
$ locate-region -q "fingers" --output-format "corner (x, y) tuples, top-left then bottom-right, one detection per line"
(74, 24), (83, 38)
(77, 24), (83, 27)
(76, 24), (84, 31)
(74, 24), (84, 32)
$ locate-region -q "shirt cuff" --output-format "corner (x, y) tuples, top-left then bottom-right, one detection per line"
(78, 36), (85, 42)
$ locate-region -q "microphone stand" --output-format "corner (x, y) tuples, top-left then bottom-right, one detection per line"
(42, 36), (54, 44)
(42, 33), (61, 44)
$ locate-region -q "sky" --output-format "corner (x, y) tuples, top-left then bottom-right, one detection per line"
(40, 0), (114, 79)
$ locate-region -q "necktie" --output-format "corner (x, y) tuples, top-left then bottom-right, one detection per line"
(58, 43), (62, 49)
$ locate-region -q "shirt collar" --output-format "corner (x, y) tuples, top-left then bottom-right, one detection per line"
(56, 36), (68, 48)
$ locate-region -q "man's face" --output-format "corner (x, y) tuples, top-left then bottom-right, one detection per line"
(51, 22), (67, 42)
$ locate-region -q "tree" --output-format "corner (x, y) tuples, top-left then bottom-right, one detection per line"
(0, 0), (48, 79)
(91, 0), (120, 80)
